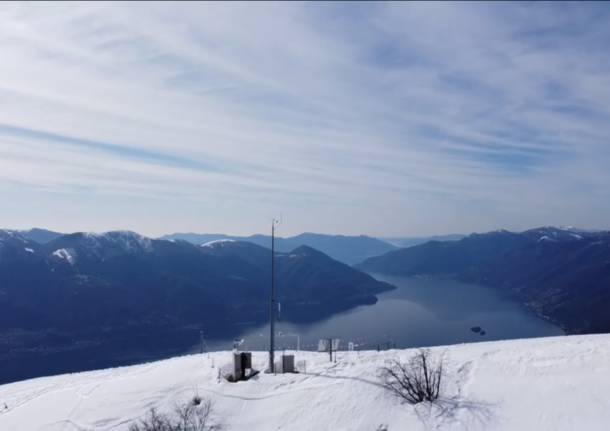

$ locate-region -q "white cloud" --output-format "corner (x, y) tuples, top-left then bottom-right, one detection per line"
(0, 2), (609, 236)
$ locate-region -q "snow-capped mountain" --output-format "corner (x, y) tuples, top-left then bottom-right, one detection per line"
(45, 231), (154, 262)
(0, 230), (46, 269)
(0, 229), (154, 265)
(0, 334), (608, 431)
(0, 229), (36, 252)
(16, 228), (63, 244)
(162, 231), (398, 265)
(522, 226), (598, 242)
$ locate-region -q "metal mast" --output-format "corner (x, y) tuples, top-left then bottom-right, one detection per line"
(268, 218), (278, 373)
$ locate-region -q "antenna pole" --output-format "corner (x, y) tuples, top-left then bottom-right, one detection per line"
(269, 219), (277, 373)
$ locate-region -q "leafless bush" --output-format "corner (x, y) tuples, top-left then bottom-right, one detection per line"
(379, 349), (444, 404)
(128, 398), (219, 431)
(191, 393), (202, 406)
(129, 408), (171, 431)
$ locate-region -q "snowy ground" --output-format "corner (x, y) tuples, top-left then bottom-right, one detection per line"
(1, 334), (609, 430)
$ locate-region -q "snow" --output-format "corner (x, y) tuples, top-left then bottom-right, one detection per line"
(201, 239), (237, 248)
(278, 253), (300, 259)
(83, 231), (154, 253)
(107, 231), (153, 252)
(1, 334), (609, 430)
(52, 248), (75, 265)
(24, 248), (34, 253)
(0, 230), (26, 243)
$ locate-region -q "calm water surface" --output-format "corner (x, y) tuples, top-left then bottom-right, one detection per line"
(205, 274), (564, 352)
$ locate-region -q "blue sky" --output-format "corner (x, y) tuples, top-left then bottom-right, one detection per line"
(1, 1), (610, 237)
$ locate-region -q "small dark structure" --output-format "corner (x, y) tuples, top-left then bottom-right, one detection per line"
(281, 354), (295, 373)
(232, 352), (257, 381)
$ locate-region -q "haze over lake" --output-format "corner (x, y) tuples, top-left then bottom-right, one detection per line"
(207, 274), (564, 352)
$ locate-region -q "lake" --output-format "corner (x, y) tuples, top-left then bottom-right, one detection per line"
(0, 275), (564, 385)
(204, 274), (564, 352)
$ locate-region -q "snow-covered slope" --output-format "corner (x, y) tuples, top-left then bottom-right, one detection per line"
(1, 334), (609, 430)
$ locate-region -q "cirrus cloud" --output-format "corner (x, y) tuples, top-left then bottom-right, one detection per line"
(1, 2), (609, 236)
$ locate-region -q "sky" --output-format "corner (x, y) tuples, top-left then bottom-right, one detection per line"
(1, 1), (610, 238)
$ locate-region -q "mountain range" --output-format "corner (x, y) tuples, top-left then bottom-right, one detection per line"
(0, 229), (393, 384)
(382, 233), (464, 248)
(4, 224), (610, 383)
(357, 227), (610, 334)
(161, 232), (397, 265)
(8, 229), (469, 265)
(5, 228), (63, 244)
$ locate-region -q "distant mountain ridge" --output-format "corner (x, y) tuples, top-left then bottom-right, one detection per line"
(0, 228), (393, 384)
(2, 228), (63, 244)
(357, 226), (610, 334)
(382, 234), (465, 248)
(162, 231), (397, 265)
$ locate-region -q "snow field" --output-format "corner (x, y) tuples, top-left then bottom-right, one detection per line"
(1, 334), (609, 430)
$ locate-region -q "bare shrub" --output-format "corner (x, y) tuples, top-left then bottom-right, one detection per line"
(191, 394), (202, 406)
(129, 398), (218, 431)
(128, 408), (173, 431)
(174, 399), (214, 431)
(379, 349), (444, 404)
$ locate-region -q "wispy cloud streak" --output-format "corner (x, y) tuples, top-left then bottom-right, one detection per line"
(1, 2), (609, 236)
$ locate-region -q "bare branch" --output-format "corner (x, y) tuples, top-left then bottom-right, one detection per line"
(129, 397), (218, 431)
(378, 350), (444, 404)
